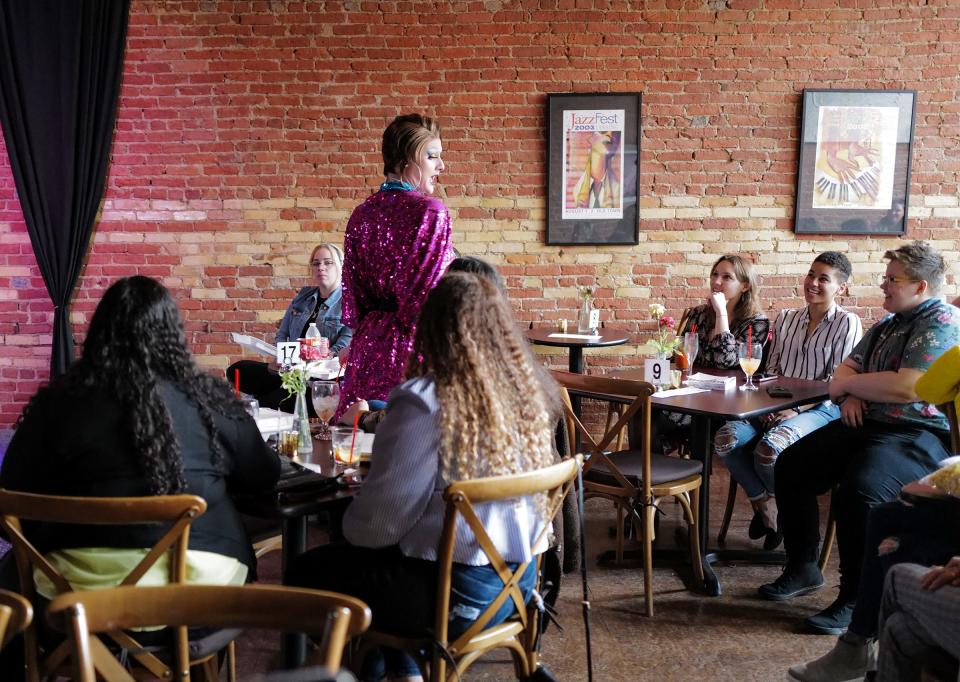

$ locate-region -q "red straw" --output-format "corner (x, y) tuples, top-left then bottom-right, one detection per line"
(349, 410), (361, 463)
(234, 369), (240, 398)
(747, 325), (752, 348)
(690, 323), (697, 333)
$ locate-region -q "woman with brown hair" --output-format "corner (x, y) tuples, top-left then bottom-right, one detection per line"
(680, 254), (770, 368)
(287, 272), (558, 681)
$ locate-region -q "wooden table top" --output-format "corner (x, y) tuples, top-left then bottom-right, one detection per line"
(526, 328), (630, 348)
(610, 368), (830, 420)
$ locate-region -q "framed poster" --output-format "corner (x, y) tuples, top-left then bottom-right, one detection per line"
(546, 93), (642, 245)
(794, 89), (916, 235)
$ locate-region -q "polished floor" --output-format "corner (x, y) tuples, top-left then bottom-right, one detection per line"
(238, 463), (841, 681)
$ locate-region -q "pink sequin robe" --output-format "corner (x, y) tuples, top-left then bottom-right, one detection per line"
(335, 189), (454, 419)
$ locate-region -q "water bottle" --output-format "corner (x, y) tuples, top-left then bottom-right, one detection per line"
(305, 322), (320, 340)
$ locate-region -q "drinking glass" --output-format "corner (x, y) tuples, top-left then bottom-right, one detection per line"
(738, 341), (763, 392)
(310, 380), (340, 439)
(330, 425), (358, 472)
(683, 332), (699, 372)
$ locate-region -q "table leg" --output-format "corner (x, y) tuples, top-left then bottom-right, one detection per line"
(568, 348), (585, 419)
(690, 416), (721, 596)
(281, 516), (309, 668)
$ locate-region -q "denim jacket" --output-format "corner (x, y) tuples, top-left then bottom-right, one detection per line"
(275, 286), (352, 353)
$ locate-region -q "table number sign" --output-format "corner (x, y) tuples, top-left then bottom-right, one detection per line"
(644, 358), (669, 386)
(277, 341), (301, 367)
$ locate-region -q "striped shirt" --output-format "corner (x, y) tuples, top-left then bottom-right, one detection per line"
(342, 376), (549, 565)
(766, 304), (862, 381)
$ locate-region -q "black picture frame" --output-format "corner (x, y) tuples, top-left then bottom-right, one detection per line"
(546, 92), (642, 245)
(794, 89), (916, 235)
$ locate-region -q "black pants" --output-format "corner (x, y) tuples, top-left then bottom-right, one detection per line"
(774, 419), (950, 599)
(848, 499), (960, 637)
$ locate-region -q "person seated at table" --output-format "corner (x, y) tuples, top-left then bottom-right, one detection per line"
(338, 255), (505, 432)
(227, 242), (352, 412)
(714, 252), (862, 550)
(0, 276), (280, 600)
(786, 343), (960, 681)
(759, 241), (960, 637)
(875, 559), (960, 681)
(287, 272), (559, 682)
(679, 254), (770, 369)
(656, 255), (770, 453)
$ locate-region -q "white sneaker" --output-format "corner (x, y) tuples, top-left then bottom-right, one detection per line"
(786, 638), (876, 682)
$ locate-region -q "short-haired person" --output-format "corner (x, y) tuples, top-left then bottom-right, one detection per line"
(715, 252), (862, 550)
(228, 242), (352, 412)
(287, 273), (559, 681)
(334, 114), (455, 422)
(760, 242), (960, 640)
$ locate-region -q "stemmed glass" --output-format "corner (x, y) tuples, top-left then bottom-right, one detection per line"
(738, 341), (763, 392)
(683, 332), (699, 375)
(310, 380), (340, 439)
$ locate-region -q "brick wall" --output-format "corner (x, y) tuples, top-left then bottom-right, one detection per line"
(1, 0), (959, 426)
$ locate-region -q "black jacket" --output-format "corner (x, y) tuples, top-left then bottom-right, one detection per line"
(0, 381), (280, 572)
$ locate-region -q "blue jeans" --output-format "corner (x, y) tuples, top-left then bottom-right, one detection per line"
(715, 401), (840, 499)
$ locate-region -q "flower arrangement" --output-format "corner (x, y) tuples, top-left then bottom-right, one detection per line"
(279, 364), (311, 401)
(579, 285), (594, 301)
(643, 303), (681, 358)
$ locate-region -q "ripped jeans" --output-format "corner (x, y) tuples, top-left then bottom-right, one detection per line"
(714, 401), (839, 500)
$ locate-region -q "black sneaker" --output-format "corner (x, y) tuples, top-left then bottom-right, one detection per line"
(758, 563), (824, 601)
(748, 511), (766, 540)
(805, 597), (855, 635)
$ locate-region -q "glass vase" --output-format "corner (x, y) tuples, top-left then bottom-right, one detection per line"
(294, 388), (313, 456)
(577, 297), (594, 334)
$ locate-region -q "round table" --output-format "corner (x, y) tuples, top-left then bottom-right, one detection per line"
(526, 328), (630, 373)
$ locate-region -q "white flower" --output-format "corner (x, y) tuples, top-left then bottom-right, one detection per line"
(648, 303), (666, 317)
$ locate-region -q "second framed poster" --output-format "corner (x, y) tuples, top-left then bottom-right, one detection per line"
(794, 89), (916, 235)
(546, 93), (641, 245)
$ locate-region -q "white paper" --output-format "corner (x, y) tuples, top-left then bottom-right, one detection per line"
(548, 333), (602, 340)
(651, 386), (709, 398)
(231, 332), (277, 359)
(255, 408), (295, 438)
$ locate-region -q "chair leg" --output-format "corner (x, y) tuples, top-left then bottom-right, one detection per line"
(717, 477), (738, 545)
(227, 640), (237, 682)
(642, 499), (655, 617)
(818, 497), (837, 572)
(615, 503), (625, 564)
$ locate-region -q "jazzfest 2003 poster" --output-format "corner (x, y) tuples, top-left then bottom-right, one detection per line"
(562, 109), (625, 220)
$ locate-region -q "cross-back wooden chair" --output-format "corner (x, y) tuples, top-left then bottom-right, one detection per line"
(359, 456), (581, 682)
(46, 584), (371, 682)
(0, 490), (233, 682)
(0, 589), (32, 651)
(552, 370), (704, 616)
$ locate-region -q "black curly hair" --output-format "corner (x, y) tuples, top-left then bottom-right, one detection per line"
(24, 276), (247, 495)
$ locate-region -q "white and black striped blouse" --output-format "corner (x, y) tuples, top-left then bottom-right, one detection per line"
(765, 305), (862, 381)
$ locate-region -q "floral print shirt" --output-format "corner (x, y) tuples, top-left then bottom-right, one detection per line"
(681, 304), (770, 369)
(848, 298), (960, 430)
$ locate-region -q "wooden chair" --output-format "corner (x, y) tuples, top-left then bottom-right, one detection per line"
(47, 584), (371, 682)
(0, 490), (235, 682)
(0, 589), (32, 650)
(944, 401), (960, 455)
(359, 457), (581, 682)
(552, 370), (704, 616)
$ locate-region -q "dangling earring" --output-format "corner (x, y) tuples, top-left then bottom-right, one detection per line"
(402, 163), (422, 191)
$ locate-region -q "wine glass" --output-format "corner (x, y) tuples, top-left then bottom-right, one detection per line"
(683, 332), (699, 374)
(310, 380), (340, 439)
(738, 341), (763, 392)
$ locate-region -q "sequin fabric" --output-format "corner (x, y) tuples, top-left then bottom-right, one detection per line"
(335, 188), (454, 419)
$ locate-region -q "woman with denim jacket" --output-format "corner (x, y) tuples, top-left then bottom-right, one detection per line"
(228, 243), (352, 412)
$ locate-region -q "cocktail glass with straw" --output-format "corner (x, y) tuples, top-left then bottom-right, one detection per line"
(738, 341), (763, 391)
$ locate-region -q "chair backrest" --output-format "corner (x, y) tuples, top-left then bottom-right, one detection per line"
(432, 457), (581, 674)
(0, 490), (207, 681)
(47, 584), (371, 682)
(0, 589), (32, 650)
(551, 370), (655, 495)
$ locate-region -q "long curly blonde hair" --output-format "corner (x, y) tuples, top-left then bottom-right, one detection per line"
(407, 273), (558, 483)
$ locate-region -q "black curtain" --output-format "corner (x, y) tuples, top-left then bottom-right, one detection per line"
(0, 0), (131, 377)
